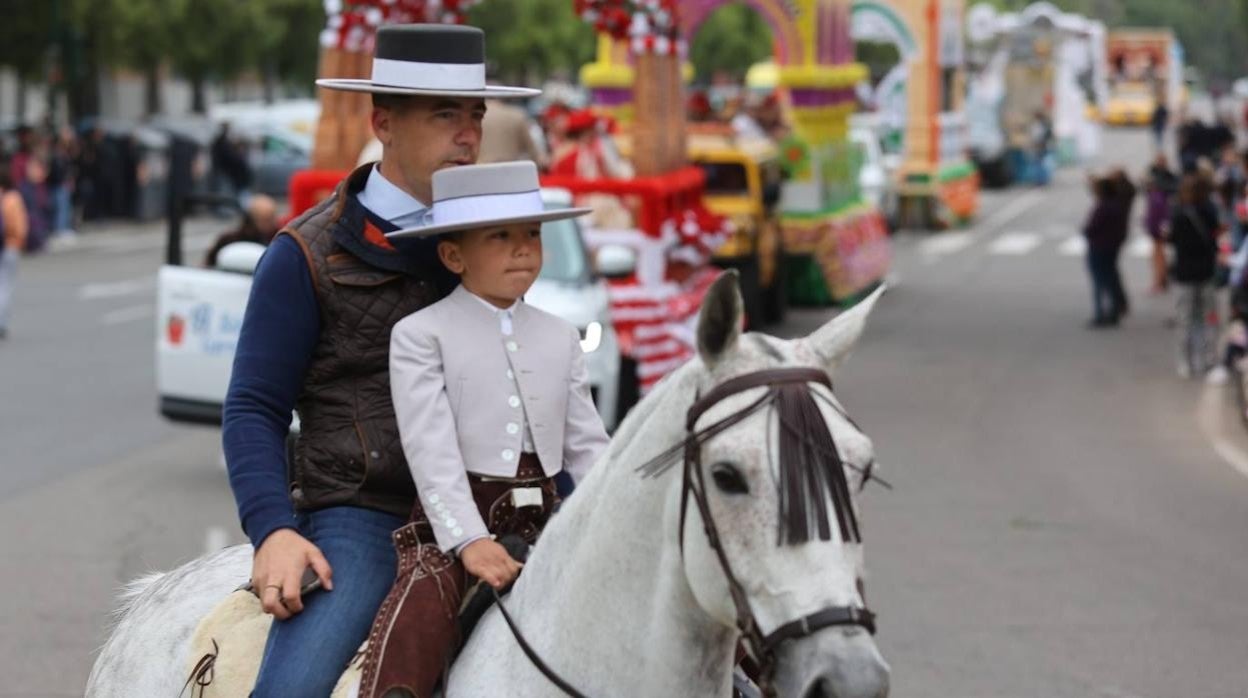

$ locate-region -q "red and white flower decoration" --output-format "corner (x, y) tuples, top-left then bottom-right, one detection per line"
(661, 202), (733, 267)
(320, 0), (484, 51)
(573, 0), (685, 55)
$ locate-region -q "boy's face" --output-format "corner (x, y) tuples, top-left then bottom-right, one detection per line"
(437, 223), (543, 308)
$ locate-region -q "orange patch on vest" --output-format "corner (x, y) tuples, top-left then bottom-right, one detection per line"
(363, 220), (397, 251)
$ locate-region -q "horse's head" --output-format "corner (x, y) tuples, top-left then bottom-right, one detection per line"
(650, 271), (889, 698)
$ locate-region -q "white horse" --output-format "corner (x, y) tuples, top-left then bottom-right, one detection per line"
(87, 273), (890, 698)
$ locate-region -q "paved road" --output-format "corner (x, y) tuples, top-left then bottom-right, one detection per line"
(795, 129), (1248, 697)
(4, 126), (1248, 697)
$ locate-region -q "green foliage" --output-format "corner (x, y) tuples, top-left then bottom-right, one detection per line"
(689, 3), (774, 83)
(0, 0), (55, 79)
(466, 0), (597, 83)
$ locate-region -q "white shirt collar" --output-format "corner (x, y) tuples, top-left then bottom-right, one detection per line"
(356, 164), (428, 229)
(461, 286), (521, 335)
(465, 288), (519, 315)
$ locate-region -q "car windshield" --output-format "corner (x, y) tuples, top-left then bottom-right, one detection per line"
(538, 215), (589, 284)
(699, 162), (750, 195)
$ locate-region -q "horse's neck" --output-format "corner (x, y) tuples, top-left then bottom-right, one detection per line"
(505, 370), (737, 693)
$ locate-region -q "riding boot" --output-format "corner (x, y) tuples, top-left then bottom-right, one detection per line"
(357, 522), (467, 698)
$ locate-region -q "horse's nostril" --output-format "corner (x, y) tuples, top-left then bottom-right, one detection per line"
(803, 679), (831, 698)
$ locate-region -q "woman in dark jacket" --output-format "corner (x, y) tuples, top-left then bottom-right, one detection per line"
(1082, 175), (1131, 327)
(1168, 174), (1221, 377)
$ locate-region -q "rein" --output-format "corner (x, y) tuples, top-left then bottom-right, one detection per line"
(496, 366), (876, 697)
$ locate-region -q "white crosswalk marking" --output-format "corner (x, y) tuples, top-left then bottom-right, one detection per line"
(989, 231), (1042, 255)
(919, 231), (975, 257)
(1059, 236), (1087, 256)
(78, 275), (157, 301)
(99, 303), (154, 326)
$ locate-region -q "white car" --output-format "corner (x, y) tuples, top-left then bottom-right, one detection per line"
(156, 188), (627, 432)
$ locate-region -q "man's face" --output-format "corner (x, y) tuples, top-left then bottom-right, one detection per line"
(373, 96), (486, 203)
(437, 223), (543, 308)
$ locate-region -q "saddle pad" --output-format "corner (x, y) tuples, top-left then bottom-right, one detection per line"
(184, 589), (369, 697)
(184, 590), (273, 697)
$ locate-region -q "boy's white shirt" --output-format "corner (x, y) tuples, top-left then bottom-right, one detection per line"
(390, 284), (610, 553)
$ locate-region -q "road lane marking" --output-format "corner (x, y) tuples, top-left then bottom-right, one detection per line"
(1197, 383), (1248, 480)
(989, 231), (1042, 255)
(919, 231), (975, 259)
(79, 275), (156, 301)
(1058, 236), (1087, 256)
(978, 189), (1045, 231)
(204, 526), (229, 555)
(100, 303), (154, 326)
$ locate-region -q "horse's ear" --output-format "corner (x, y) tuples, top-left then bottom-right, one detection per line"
(806, 284), (886, 376)
(697, 270), (744, 367)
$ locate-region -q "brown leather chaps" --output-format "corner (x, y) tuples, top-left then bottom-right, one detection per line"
(357, 455), (557, 698)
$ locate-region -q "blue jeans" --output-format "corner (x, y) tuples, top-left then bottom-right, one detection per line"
(1087, 249), (1127, 322)
(253, 506), (403, 698)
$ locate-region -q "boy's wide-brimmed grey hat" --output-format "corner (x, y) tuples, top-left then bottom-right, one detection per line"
(385, 161), (591, 239)
(316, 24), (539, 99)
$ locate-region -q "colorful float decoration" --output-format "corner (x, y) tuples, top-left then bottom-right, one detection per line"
(851, 0), (980, 228)
(580, 0), (892, 306)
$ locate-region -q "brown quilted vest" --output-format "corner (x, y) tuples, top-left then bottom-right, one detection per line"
(279, 165), (447, 518)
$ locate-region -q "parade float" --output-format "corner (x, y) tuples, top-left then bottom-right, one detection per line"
(849, 0), (979, 228)
(579, 0), (892, 307)
(964, 2), (1105, 182)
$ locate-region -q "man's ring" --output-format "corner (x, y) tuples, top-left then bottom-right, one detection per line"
(265, 584), (283, 595)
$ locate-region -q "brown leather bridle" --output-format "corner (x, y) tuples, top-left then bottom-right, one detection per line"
(675, 367), (878, 696)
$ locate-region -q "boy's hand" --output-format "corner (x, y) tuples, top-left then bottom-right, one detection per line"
(461, 538), (523, 589)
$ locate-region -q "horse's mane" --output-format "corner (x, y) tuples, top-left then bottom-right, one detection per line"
(107, 571), (167, 628)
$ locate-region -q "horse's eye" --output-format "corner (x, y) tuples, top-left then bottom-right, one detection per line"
(710, 462), (750, 495)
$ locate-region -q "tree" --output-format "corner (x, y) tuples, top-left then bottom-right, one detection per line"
(466, 0), (597, 85)
(688, 4), (773, 84)
(0, 0), (55, 119)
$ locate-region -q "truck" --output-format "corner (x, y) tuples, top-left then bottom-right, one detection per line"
(1104, 28), (1184, 127)
(686, 134), (788, 326)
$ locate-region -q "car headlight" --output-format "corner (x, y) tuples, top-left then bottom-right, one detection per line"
(579, 321), (603, 353)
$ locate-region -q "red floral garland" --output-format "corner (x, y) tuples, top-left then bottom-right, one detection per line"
(321, 0), (484, 51)
(573, 0), (684, 55)
(661, 201), (734, 266)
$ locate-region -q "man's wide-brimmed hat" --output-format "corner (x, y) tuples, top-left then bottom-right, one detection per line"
(316, 24), (539, 99)
(385, 161), (591, 239)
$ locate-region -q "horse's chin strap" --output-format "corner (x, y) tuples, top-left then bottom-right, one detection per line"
(679, 367), (877, 696)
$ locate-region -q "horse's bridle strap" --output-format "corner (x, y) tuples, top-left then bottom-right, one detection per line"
(762, 606), (877, 655)
(686, 367), (831, 430)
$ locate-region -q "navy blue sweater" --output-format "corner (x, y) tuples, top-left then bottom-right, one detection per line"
(222, 234), (320, 548)
(223, 204), (452, 548)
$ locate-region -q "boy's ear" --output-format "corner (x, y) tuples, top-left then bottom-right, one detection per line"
(437, 239), (464, 274)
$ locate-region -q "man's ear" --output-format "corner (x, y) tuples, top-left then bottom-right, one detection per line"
(437, 239), (464, 274)
(370, 107), (392, 147)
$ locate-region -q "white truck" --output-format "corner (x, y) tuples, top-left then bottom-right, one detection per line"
(156, 188), (629, 434)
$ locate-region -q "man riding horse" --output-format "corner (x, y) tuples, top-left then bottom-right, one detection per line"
(221, 24), (537, 696)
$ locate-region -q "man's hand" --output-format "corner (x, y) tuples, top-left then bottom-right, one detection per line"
(460, 538), (523, 590)
(251, 529), (334, 620)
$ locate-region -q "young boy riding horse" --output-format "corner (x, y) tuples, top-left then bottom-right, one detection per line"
(357, 161), (609, 696)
